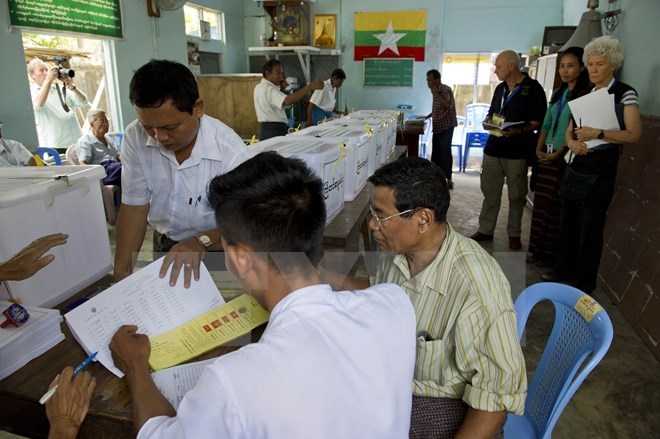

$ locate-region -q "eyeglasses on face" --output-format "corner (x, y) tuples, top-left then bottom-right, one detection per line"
(369, 205), (417, 228)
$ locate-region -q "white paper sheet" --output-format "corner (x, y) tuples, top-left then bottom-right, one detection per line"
(567, 88), (620, 148)
(64, 257), (225, 377)
(151, 358), (216, 409)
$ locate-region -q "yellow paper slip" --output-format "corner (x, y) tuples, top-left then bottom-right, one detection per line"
(148, 294), (270, 371)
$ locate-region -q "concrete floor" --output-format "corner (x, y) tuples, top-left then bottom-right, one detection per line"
(107, 166), (659, 438)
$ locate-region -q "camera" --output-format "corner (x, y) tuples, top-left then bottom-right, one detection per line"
(53, 56), (75, 79)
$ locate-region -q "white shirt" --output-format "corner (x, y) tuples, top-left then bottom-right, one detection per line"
(75, 132), (119, 164)
(253, 78), (288, 124)
(0, 139), (33, 167)
(138, 283), (417, 439)
(309, 79), (337, 112)
(121, 115), (249, 241)
(30, 84), (88, 150)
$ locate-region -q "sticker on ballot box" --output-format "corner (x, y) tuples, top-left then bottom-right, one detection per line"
(574, 295), (603, 323)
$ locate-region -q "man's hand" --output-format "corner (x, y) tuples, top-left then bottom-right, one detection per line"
(501, 126), (522, 138)
(110, 325), (151, 376)
(308, 79), (324, 91)
(158, 236), (205, 288)
(45, 366), (96, 439)
(46, 67), (59, 84)
(0, 233), (68, 282)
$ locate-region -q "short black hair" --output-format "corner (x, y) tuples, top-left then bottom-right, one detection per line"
(368, 157), (450, 223)
(262, 59), (282, 77)
(331, 68), (346, 80)
(208, 152), (326, 274)
(129, 59), (199, 114)
(427, 69), (441, 80)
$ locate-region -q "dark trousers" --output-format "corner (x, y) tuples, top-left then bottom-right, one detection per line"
(259, 122), (289, 141)
(430, 128), (454, 180)
(101, 160), (122, 186)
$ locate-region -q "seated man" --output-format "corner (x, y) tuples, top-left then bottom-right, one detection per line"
(306, 68), (346, 127)
(75, 109), (122, 186)
(0, 138), (36, 166)
(107, 152), (417, 438)
(321, 157), (526, 438)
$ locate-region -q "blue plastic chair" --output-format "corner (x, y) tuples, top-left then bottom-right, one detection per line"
(462, 103), (490, 171)
(34, 147), (62, 165)
(418, 118), (432, 159)
(505, 283), (614, 439)
(451, 116), (465, 172)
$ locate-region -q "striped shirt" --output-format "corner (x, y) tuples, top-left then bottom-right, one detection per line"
(430, 83), (457, 133)
(375, 223), (526, 415)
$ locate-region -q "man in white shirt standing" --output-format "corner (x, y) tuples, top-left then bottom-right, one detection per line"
(114, 60), (249, 288)
(107, 152), (417, 438)
(253, 59), (323, 140)
(28, 58), (88, 151)
(306, 68), (346, 127)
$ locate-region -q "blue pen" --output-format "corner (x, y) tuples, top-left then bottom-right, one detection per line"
(39, 351), (98, 404)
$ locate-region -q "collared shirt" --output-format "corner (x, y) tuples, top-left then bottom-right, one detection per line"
(430, 83), (457, 133)
(75, 132), (119, 164)
(309, 78), (337, 112)
(138, 283), (417, 439)
(30, 84), (88, 150)
(0, 139), (33, 166)
(121, 115), (249, 241)
(375, 223), (526, 415)
(253, 78), (288, 123)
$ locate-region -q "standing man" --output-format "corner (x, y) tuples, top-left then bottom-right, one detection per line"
(426, 69), (457, 189)
(469, 50), (546, 250)
(28, 58), (88, 151)
(114, 60), (249, 288)
(253, 59), (323, 140)
(75, 109), (122, 186)
(320, 157), (526, 438)
(108, 153), (417, 438)
(306, 68), (346, 127)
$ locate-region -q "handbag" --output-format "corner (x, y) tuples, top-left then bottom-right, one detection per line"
(558, 165), (599, 201)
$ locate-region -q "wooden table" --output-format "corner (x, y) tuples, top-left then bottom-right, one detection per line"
(395, 124), (424, 157)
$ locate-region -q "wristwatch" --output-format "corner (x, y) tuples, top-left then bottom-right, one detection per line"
(598, 129), (605, 139)
(196, 233), (212, 250)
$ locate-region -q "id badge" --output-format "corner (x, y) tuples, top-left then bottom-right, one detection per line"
(546, 143), (553, 154)
(492, 113), (505, 127)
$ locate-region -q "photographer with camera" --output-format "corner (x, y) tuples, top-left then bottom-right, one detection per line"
(28, 57), (88, 151)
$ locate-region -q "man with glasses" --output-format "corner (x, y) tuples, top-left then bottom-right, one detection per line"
(75, 109), (122, 186)
(321, 157), (526, 438)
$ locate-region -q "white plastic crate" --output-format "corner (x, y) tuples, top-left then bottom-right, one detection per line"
(250, 137), (346, 224)
(0, 166), (113, 307)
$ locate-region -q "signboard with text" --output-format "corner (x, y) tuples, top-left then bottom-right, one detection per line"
(8, 0), (123, 39)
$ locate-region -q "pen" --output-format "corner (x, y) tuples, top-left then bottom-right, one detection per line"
(39, 351), (98, 405)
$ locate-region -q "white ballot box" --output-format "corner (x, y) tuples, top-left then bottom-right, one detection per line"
(0, 166), (112, 307)
(289, 125), (371, 201)
(251, 137), (346, 224)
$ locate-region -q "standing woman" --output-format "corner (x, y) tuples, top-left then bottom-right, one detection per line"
(527, 47), (590, 268)
(542, 36), (641, 293)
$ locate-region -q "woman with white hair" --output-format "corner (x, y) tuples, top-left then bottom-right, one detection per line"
(542, 36), (641, 294)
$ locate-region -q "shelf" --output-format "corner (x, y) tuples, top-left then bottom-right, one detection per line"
(248, 46), (321, 83)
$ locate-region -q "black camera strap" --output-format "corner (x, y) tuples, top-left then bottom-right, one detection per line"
(55, 83), (70, 113)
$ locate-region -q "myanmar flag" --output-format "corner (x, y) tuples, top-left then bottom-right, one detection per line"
(354, 11), (426, 61)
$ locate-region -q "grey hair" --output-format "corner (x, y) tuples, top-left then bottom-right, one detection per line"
(86, 109), (107, 124)
(583, 35), (624, 70)
(27, 57), (46, 74)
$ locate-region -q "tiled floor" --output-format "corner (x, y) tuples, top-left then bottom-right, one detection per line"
(107, 169), (659, 438)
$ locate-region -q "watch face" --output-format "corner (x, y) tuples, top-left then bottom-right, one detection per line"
(197, 234), (212, 247)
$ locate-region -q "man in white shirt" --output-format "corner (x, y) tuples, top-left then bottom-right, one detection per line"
(0, 138), (36, 166)
(306, 68), (346, 127)
(253, 59), (323, 140)
(75, 109), (122, 186)
(28, 58), (88, 151)
(108, 152), (417, 438)
(114, 60), (249, 288)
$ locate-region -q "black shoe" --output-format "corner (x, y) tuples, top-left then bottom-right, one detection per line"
(469, 232), (493, 242)
(447, 180), (455, 190)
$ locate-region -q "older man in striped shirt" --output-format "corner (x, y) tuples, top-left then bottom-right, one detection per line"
(321, 157), (526, 438)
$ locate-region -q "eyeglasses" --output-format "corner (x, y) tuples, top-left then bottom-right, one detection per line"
(369, 205), (416, 229)
(93, 119), (110, 125)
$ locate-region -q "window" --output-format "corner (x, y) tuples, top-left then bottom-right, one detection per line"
(184, 4), (223, 40)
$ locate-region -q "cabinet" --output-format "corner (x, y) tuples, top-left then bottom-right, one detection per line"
(534, 54), (561, 103)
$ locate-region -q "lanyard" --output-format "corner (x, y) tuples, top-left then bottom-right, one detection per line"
(500, 83), (521, 113)
(550, 90), (568, 139)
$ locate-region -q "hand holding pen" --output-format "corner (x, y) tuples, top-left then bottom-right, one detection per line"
(40, 352), (97, 405)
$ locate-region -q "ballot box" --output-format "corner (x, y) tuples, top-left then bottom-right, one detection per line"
(250, 137), (346, 224)
(340, 110), (400, 162)
(0, 166), (112, 307)
(289, 125), (372, 201)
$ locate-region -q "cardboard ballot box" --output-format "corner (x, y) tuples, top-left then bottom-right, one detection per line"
(250, 136), (346, 225)
(0, 166), (113, 307)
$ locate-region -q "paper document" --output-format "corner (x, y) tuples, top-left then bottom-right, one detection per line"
(64, 257), (225, 377)
(483, 121), (525, 137)
(149, 294), (270, 371)
(568, 88), (620, 148)
(152, 358), (216, 409)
